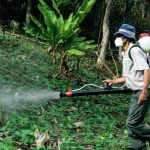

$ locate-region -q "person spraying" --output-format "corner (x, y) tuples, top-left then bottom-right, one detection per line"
(103, 24), (150, 150)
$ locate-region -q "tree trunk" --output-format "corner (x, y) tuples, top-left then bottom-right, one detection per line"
(96, 0), (112, 69)
(146, 1), (150, 18)
(141, 0), (146, 18)
(96, 0), (105, 45)
(94, 0), (104, 41)
(124, 0), (130, 21)
(25, 0), (32, 25)
(52, 48), (56, 72)
(60, 52), (69, 74)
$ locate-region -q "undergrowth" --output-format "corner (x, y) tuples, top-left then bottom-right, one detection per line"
(0, 34), (150, 150)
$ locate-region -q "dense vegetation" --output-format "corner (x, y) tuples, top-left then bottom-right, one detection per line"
(1, 0), (150, 149)
(0, 33), (150, 150)
(1, 0), (150, 68)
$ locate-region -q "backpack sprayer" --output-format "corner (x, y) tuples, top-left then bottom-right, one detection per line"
(59, 84), (132, 98)
(137, 33), (150, 53)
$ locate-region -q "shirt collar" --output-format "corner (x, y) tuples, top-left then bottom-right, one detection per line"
(123, 42), (134, 55)
(127, 43), (134, 52)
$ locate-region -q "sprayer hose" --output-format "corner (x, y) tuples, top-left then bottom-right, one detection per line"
(72, 84), (126, 92)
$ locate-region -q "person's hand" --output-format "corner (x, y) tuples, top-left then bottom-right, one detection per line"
(102, 79), (113, 88)
(138, 90), (148, 105)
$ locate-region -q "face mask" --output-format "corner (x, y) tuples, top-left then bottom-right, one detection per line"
(114, 37), (123, 47)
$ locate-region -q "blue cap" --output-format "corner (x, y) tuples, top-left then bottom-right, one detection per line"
(114, 24), (136, 40)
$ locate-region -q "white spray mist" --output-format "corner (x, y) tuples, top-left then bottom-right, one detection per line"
(0, 86), (60, 110)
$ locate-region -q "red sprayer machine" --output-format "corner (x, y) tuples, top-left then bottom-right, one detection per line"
(59, 84), (133, 98)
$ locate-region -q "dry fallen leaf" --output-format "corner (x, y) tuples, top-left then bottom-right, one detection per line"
(64, 107), (78, 113)
(69, 107), (78, 112)
(34, 129), (51, 148)
(58, 139), (61, 150)
(47, 46), (52, 54)
(73, 121), (84, 128)
(51, 117), (58, 124)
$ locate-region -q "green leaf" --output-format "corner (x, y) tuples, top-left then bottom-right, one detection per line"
(73, 0), (96, 26)
(64, 13), (73, 31)
(51, 0), (61, 16)
(30, 15), (47, 35)
(67, 49), (85, 56)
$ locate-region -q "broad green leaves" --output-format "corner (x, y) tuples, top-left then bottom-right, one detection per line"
(24, 0), (96, 73)
(24, 0), (96, 49)
(67, 49), (85, 56)
(73, 0), (96, 27)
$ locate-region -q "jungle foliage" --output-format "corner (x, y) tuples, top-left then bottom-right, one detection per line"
(24, 0), (96, 73)
(1, 33), (146, 150)
(1, 0), (150, 149)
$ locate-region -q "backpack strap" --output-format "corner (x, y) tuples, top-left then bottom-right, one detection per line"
(128, 45), (150, 67)
(128, 45), (141, 61)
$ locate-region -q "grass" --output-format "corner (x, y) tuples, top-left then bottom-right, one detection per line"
(0, 34), (150, 150)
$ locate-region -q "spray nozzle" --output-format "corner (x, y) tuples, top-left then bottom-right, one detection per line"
(66, 88), (72, 97)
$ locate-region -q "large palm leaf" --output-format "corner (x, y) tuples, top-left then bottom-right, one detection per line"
(24, 0), (96, 73)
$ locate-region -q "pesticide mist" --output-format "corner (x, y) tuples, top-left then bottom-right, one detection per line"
(0, 86), (60, 110)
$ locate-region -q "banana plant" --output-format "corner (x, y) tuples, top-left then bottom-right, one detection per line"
(24, 0), (96, 74)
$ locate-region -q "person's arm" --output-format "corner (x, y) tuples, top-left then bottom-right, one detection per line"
(138, 69), (150, 104)
(102, 76), (126, 85)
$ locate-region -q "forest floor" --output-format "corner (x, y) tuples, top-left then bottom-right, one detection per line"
(0, 34), (150, 150)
